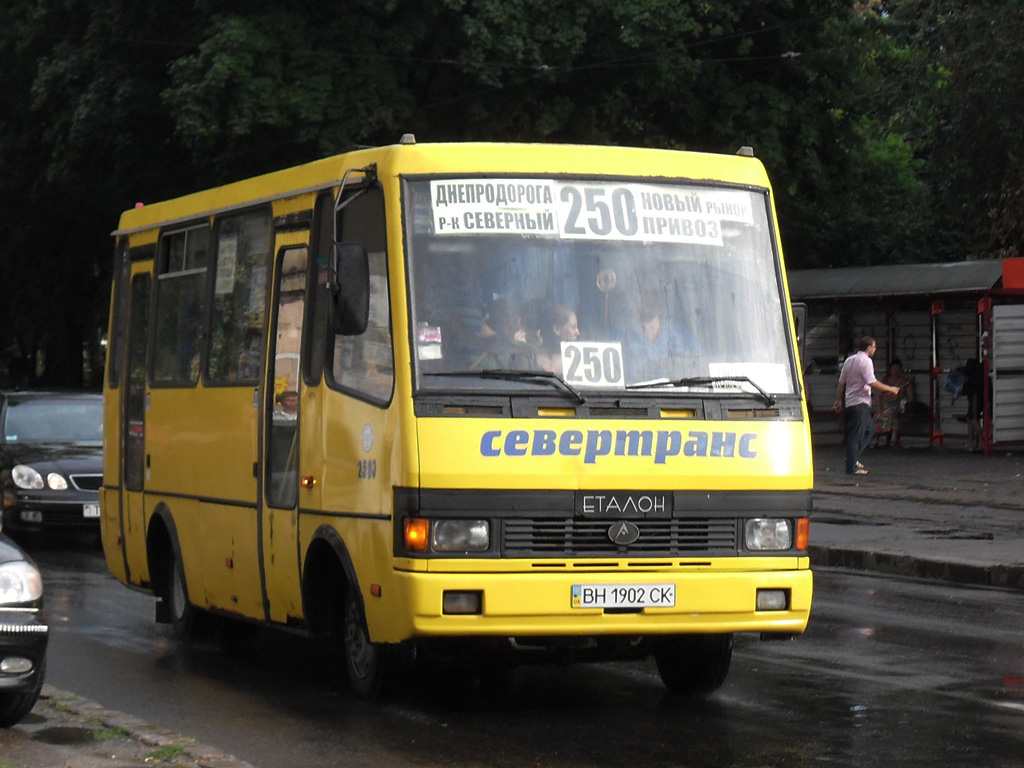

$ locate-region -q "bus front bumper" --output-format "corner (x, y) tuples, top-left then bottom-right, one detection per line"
(388, 564), (812, 640)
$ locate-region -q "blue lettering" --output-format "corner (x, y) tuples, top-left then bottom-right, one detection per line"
(710, 432), (736, 457)
(478, 429), (762, 463)
(532, 430), (557, 456)
(654, 431), (682, 464)
(481, 430), (501, 457)
(616, 430), (653, 456)
(684, 431), (708, 457)
(505, 430), (529, 456)
(584, 430), (613, 464)
(560, 430), (583, 456)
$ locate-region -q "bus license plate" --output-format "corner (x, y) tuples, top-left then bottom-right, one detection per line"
(83, 504), (100, 518)
(571, 583), (675, 609)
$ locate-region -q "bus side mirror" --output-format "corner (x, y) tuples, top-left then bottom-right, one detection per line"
(791, 301), (807, 373)
(331, 242), (370, 336)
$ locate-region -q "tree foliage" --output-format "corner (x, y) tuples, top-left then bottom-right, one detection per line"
(1, 0), (1022, 385)
(870, 0), (1024, 259)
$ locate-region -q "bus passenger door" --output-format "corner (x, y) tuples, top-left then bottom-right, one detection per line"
(260, 239), (308, 623)
(121, 271), (151, 585)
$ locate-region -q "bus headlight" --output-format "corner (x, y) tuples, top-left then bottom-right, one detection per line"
(745, 518), (792, 551)
(432, 520), (489, 553)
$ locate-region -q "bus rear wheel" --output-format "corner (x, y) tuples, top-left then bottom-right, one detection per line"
(653, 633), (733, 696)
(167, 548), (198, 642)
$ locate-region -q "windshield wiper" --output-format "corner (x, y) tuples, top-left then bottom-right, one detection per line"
(425, 369), (586, 404)
(626, 375), (776, 406)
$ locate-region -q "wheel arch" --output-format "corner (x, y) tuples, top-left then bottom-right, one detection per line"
(302, 524), (361, 637)
(146, 502), (181, 622)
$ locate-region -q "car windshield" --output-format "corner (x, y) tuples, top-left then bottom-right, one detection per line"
(404, 177), (796, 397)
(3, 398), (103, 443)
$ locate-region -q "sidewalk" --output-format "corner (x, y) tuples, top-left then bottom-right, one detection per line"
(3, 439), (1023, 767)
(810, 439), (1024, 590)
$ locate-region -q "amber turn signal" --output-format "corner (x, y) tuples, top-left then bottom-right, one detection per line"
(796, 518), (810, 551)
(404, 518), (430, 553)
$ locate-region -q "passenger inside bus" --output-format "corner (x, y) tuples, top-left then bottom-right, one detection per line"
(621, 289), (701, 383)
(273, 390), (298, 422)
(534, 338), (563, 374)
(468, 298), (535, 370)
(518, 298), (581, 375)
(550, 303), (581, 344)
(268, 388), (299, 507)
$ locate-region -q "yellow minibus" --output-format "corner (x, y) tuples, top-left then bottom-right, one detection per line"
(101, 137), (812, 697)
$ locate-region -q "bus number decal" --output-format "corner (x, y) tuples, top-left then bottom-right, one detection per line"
(560, 186), (639, 239)
(561, 342), (624, 388)
(358, 459), (377, 480)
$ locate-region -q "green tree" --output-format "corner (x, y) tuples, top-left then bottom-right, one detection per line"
(878, 0), (1024, 260)
(2, 0), (989, 384)
(0, 0), (195, 386)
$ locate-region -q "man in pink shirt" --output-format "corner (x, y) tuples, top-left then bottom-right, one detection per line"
(833, 336), (900, 475)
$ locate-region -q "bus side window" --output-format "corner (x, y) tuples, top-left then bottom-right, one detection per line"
(327, 187), (393, 404)
(206, 209), (271, 384)
(107, 240), (131, 389)
(152, 225), (209, 386)
(266, 246), (308, 509)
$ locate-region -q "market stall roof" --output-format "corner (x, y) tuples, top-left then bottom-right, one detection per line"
(788, 261), (1005, 300)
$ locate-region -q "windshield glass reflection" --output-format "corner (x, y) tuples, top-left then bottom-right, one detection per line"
(405, 178), (795, 396)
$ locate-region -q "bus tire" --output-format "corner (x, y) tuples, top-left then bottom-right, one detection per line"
(167, 547), (198, 643)
(653, 633), (733, 696)
(343, 587), (385, 698)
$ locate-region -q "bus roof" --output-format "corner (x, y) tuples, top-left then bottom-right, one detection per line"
(114, 140), (770, 237)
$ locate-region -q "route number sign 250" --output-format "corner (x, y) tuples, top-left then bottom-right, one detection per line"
(560, 341), (625, 388)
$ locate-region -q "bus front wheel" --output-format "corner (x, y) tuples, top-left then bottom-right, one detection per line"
(343, 588), (384, 698)
(653, 633), (733, 696)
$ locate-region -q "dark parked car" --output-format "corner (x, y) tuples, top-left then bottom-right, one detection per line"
(0, 531), (47, 726)
(0, 391), (103, 533)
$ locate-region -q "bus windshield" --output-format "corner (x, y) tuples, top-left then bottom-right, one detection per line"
(405, 177), (796, 396)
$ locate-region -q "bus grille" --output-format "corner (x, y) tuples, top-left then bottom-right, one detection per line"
(502, 518), (738, 557)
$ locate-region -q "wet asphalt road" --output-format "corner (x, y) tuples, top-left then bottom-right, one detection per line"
(19, 537), (1024, 768)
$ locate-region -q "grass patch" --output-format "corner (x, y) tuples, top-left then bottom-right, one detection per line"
(146, 744), (187, 760)
(94, 726), (131, 741)
(43, 695), (78, 714)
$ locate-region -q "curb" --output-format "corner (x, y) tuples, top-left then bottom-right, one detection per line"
(12, 685), (258, 768)
(809, 545), (1024, 591)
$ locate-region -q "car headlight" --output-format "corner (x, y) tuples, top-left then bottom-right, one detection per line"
(47, 473), (68, 490)
(745, 518), (793, 551)
(0, 561), (43, 605)
(11, 465), (44, 490)
(431, 520), (490, 553)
